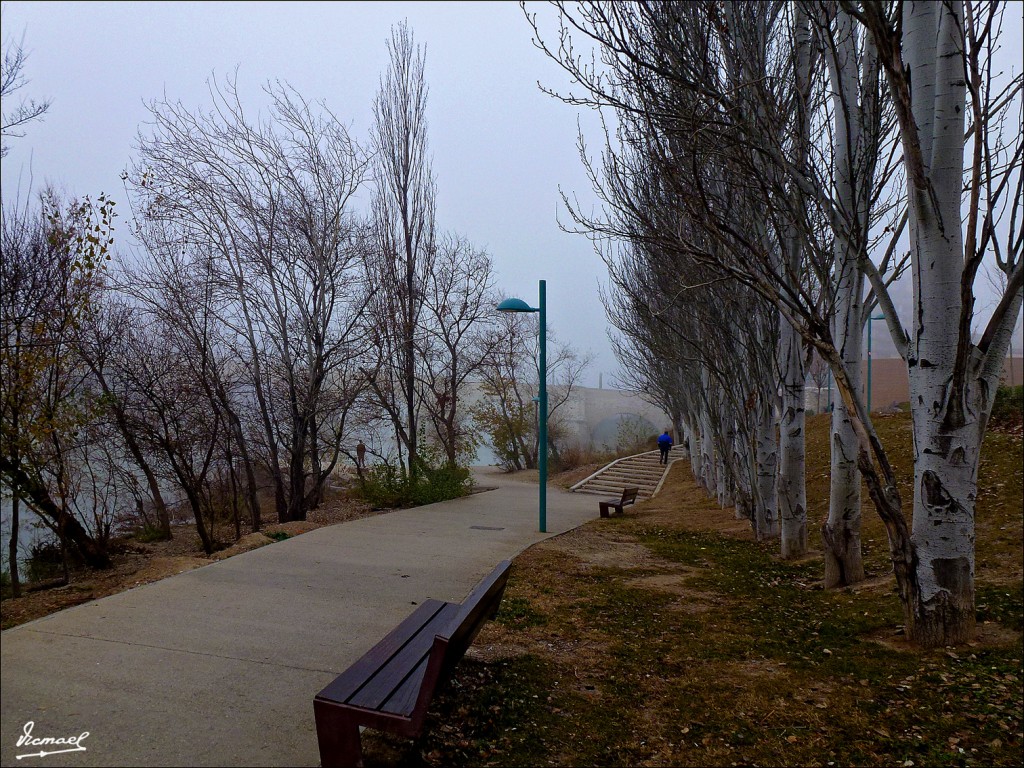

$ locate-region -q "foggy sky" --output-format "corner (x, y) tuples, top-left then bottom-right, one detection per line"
(2, 1), (1021, 384)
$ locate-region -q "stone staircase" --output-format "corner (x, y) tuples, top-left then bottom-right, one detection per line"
(570, 447), (687, 500)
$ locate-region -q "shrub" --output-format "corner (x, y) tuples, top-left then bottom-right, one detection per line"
(135, 524), (168, 543)
(551, 443), (615, 473)
(24, 539), (73, 582)
(357, 460), (473, 509)
(990, 384), (1023, 427)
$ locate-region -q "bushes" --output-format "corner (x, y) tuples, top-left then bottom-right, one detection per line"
(24, 539), (76, 582)
(357, 462), (473, 509)
(550, 443), (615, 473)
(990, 384), (1023, 427)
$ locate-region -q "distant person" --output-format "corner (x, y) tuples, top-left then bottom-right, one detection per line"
(356, 440), (366, 469)
(657, 430), (673, 465)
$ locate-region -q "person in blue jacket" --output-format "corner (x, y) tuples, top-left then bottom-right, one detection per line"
(657, 430), (673, 465)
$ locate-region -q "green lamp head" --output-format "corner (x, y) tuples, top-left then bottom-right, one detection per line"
(496, 297), (537, 313)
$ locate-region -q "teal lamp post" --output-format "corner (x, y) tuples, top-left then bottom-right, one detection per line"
(867, 313), (885, 413)
(497, 280), (547, 533)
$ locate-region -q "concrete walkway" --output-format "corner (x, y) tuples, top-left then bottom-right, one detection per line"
(0, 470), (598, 767)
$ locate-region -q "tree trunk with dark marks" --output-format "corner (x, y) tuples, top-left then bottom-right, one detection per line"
(778, 318), (808, 558)
(855, 0), (1022, 646)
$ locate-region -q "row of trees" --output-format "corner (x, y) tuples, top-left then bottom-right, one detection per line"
(531, 0), (1021, 647)
(1, 23), (588, 596)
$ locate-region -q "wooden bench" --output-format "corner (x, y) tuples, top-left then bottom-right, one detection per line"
(313, 560), (512, 768)
(599, 487), (639, 518)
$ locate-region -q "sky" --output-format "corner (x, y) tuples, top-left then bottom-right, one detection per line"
(2, 0), (1022, 382)
(1, 0), (621, 385)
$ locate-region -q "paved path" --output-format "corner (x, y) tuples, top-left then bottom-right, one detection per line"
(0, 470), (598, 767)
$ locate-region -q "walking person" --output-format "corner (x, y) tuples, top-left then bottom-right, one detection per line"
(657, 430), (673, 465)
(356, 440), (367, 469)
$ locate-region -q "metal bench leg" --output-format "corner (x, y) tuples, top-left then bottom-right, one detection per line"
(314, 703), (364, 768)
(599, 502), (611, 518)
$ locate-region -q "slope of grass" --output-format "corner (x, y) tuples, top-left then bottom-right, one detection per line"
(361, 411), (1023, 767)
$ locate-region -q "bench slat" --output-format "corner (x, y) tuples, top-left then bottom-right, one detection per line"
(346, 602), (460, 712)
(317, 599), (447, 706)
(381, 652), (432, 716)
(445, 560), (510, 667)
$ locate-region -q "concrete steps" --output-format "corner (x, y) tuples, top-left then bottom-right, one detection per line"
(570, 447), (687, 500)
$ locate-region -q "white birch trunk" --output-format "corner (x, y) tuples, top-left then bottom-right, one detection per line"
(822, 5), (866, 587)
(689, 417), (704, 482)
(754, 399), (779, 539)
(900, 0), (975, 646)
(865, 0), (1022, 646)
(778, 318), (808, 557)
(825, 280), (865, 586)
(777, 3), (812, 559)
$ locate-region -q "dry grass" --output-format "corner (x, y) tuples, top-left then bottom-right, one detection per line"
(363, 410), (1023, 767)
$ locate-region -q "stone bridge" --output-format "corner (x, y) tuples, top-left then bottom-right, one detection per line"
(544, 385), (671, 450)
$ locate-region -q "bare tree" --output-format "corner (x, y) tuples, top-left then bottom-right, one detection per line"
(529, 0), (1022, 646)
(75, 297), (173, 539)
(128, 76), (371, 523)
(418, 234), (497, 466)
(839, 0), (1023, 645)
(1, 25), (50, 156)
(366, 21), (437, 476)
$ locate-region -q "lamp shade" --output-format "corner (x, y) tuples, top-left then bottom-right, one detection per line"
(496, 297), (537, 313)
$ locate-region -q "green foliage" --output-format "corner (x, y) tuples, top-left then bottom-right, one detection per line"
(357, 458), (473, 509)
(135, 524), (169, 543)
(990, 384), (1023, 426)
(468, 387), (535, 472)
(265, 531), (290, 542)
(24, 540), (70, 582)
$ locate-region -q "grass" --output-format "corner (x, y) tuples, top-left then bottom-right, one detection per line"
(359, 410), (1023, 767)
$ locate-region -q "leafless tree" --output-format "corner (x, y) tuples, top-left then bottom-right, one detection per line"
(471, 311), (592, 472)
(1, 25), (50, 156)
(529, 0), (1022, 646)
(418, 233), (498, 466)
(128, 76), (371, 523)
(75, 297), (173, 539)
(365, 21), (438, 476)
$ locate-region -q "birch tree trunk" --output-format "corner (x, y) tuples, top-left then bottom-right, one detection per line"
(901, 0), (976, 645)
(754, 398), (779, 539)
(776, 3), (813, 558)
(856, 0), (1023, 645)
(778, 319), (808, 557)
(821, 4), (869, 587)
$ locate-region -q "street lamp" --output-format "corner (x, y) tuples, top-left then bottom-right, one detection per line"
(497, 280), (547, 533)
(867, 313), (885, 413)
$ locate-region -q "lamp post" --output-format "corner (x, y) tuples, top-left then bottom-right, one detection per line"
(867, 313), (885, 413)
(497, 280), (547, 533)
